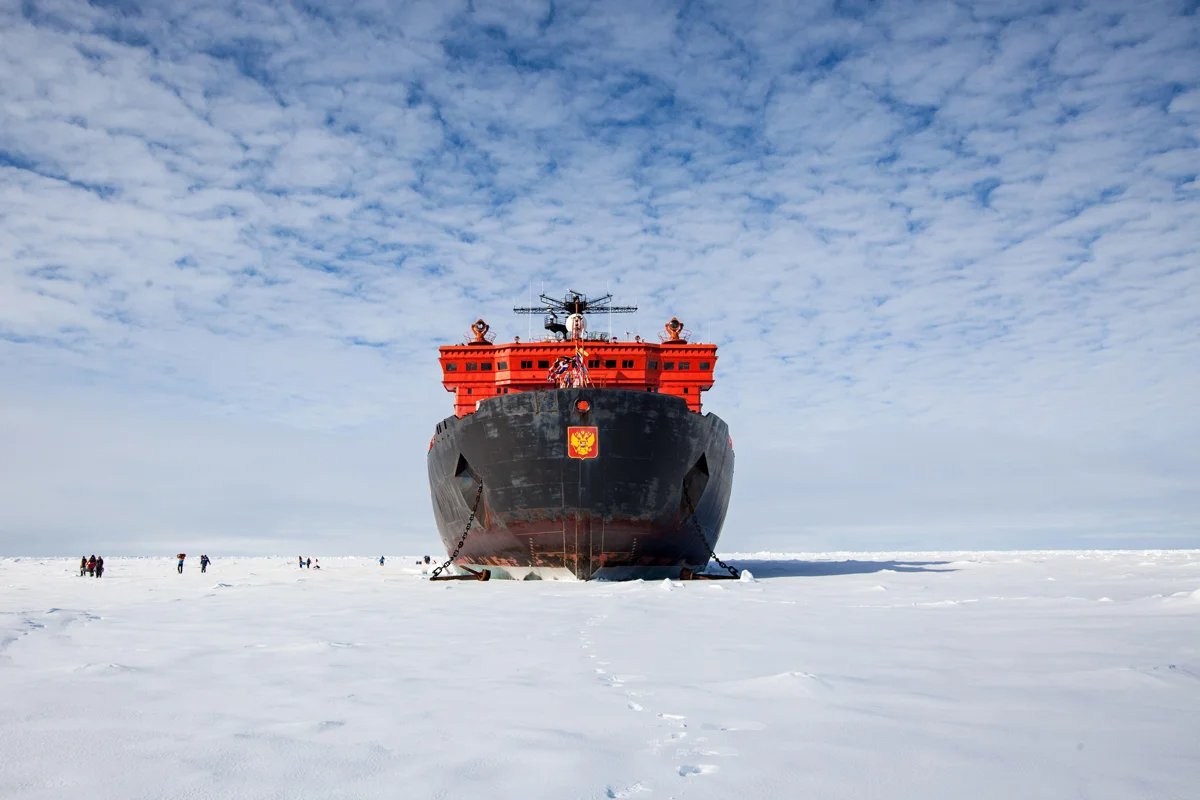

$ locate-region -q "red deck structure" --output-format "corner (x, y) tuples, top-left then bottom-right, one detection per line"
(438, 315), (717, 418)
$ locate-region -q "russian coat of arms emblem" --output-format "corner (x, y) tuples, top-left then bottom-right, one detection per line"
(567, 426), (599, 459)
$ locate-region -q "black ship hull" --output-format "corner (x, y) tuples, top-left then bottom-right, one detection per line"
(427, 389), (734, 580)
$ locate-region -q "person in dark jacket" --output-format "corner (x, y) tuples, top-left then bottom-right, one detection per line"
(200, 554), (210, 573)
(80, 556), (87, 577)
(95, 556), (104, 578)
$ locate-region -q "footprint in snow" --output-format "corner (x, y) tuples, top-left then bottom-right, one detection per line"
(677, 764), (718, 777)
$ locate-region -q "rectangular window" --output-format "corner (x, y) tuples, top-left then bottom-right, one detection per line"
(684, 387), (690, 394)
(444, 363), (458, 372)
(700, 361), (710, 370)
(466, 362), (478, 371)
(496, 388), (502, 394)
(520, 360), (533, 369)
(497, 361), (508, 370)
(678, 361), (690, 370)
(537, 360), (550, 369)
(648, 360), (658, 369)
(621, 359), (634, 368)
(664, 362), (675, 370)
(481, 362), (492, 371)
(604, 359), (616, 368)
(466, 388), (473, 395)
(588, 359), (600, 368)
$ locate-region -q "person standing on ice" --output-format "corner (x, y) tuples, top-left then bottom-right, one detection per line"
(379, 556), (385, 566)
(200, 554), (210, 573)
(298, 555), (304, 568)
(176, 554), (186, 574)
(80, 556), (87, 577)
(87, 555), (96, 576)
(95, 556), (104, 578)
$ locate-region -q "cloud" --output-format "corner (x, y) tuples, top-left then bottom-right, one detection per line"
(1, 0), (1197, 554)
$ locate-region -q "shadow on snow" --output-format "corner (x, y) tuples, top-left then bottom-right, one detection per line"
(726, 559), (958, 579)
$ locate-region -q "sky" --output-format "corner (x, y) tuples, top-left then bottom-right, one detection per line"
(1, 0), (1197, 556)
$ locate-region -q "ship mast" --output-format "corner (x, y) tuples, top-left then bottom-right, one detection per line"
(512, 290), (639, 389)
(513, 290), (637, 342)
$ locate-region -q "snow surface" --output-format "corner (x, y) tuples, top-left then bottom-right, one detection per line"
(2, 551), (1198, 799)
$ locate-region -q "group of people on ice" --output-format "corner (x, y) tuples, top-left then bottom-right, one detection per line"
(378, 555), (433, 568)
(80, 555), (104, 577)
(175, 554), (211, 573)
(297, 556), (319, 569)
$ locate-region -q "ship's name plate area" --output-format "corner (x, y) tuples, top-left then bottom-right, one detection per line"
(567, 426), (599, 459)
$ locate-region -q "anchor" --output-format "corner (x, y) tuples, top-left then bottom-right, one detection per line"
(430, 481), (490, 582)
(430, 565), (492, 582)
(679, 567), (738, 581)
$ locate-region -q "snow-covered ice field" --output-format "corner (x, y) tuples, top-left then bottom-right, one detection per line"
(1, 551), (1198, 799)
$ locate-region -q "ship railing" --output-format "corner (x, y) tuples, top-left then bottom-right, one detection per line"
(529, 332), (612, 343)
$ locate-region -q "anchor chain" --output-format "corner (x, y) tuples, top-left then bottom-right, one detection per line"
(431, 480), (484, 579)
(682, 485), (740, 579)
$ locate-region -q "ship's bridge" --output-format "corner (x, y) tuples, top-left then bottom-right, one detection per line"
(438, 315), (717, 418)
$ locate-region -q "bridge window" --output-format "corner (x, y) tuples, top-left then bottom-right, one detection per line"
(520, 360), (533, 369)
(481, 362), (492, 370)
(444, 363), (458, 372)
(466, 388), (473, 395)
(664, 362), (675, 370)
(684, 387), (690, 393)
(604, 359), (616, 368)
(537, 360), (550, 369)
(648, 360), (658, 369)
(700, 361), (710, 370)
(497, 361), (508, 370)
(678, 362), (690, 370)
(588, 359), (600, 368)
(621, 359), (634, 368)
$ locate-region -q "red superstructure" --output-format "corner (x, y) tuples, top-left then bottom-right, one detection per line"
(438, 297), (717, 418)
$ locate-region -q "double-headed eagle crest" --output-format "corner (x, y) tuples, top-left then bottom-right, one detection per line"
(567, 426), (599, 459)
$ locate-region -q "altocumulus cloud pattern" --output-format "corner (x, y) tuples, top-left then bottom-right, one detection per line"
(0, 0), (1197, 555)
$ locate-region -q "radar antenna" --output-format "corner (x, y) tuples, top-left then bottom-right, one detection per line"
(513, 290), (637, 341)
